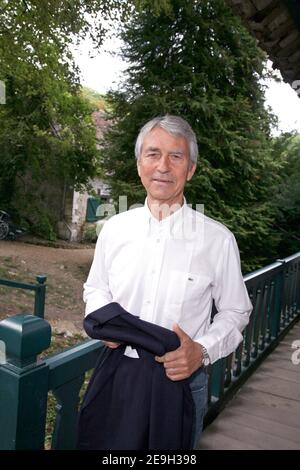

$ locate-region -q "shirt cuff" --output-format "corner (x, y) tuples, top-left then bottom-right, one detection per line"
(194, 333), (221, 365)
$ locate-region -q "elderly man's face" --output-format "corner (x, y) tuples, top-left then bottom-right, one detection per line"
(137, 127), (196, 206)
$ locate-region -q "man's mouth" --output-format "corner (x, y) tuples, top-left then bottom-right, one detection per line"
(152, 179), (173, 183)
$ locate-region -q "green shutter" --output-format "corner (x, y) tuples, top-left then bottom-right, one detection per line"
(86, 197), (102, 222)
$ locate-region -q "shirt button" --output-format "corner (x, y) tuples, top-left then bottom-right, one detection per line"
(146, 300), (151, 304)
(156, 239), (160, 243)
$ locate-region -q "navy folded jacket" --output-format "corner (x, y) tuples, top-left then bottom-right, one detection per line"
(76, 302), (194, 450)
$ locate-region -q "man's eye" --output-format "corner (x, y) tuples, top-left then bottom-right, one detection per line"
(170, 154), (183, 160)
(147, 153), (159, 158)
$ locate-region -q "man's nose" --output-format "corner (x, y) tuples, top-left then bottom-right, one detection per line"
(157, 154), (170, 173)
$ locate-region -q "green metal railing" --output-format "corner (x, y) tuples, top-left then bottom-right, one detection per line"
(0, 274), (47, 318)
(205, 252), (300, 426)
(0, 253), (299, 449)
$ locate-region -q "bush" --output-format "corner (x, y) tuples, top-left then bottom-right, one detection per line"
(32, 212), (57, 241)
(82, 223), (98, 243)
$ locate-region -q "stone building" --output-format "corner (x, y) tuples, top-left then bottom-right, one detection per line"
(57, 109), (112, 242)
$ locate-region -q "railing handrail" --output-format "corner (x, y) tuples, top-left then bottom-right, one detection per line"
(244, 251), (300, 282)
(0, 274), (47, 318)
(46, 339), (103, 390)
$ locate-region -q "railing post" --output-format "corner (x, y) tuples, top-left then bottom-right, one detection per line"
(210, 358), (225, 400)
(34, 275), (47, 318)
(0, 314), (51, 449)
(271, 260), (285, 338)
(297, 262), (300, 312)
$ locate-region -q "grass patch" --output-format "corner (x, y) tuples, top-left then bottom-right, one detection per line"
(0, 265), (11, 278)
(73, 263), (92, 281)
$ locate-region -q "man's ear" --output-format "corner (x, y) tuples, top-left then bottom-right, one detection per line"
(187, 162), (196, 181)
(137, 159), (141, 177)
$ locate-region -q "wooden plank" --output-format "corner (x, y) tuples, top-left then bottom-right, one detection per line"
(269, 336), (299, 348)
(267, 339), (297, 352)
(276, 39), (300, 59)
(269, 344), (297, 360)
(220, 407), (300, 444)
(280, 30), (300, 49)
(269, 18), (297, 40)
(237, 386), (300, 412)
(249, 20), (264, 32)
(278, 341), (297, 349)
(228, 0), (257, 14)
(261, 7), (289, 31)
(227, 393), (300, 429)
(264, 38), (280, 49)
(255, 364), (300, 383)
(198, 429), (258, 450)
(276, 324), (299, 336)
(201, 417), (299, 449)
(251, 0), (274, 11)
(289, 49), (300, 63)
(280, 337), (299, 347)
(287, 327), (300, 336)
(261, 355), (300, 374)
(238, 1), (257, 19)
(282, 69), (299, 79)
(244, 373), (300, 401)
(281, 323), (300, 335)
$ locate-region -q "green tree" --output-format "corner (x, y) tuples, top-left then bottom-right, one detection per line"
(0, 0), (170, 237)
(81, 87), (107, 111)
(101, 0), (282, 272)
(272, 133), (300, 257)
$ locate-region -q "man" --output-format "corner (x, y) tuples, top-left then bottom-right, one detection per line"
(83, 115), (253, 449)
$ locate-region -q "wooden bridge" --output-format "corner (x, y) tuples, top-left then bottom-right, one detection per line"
(199, 321), (300, 450)
(0, 252), (299, 450)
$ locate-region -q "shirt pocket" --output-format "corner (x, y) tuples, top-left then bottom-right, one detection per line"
(165, 270), (211, 308)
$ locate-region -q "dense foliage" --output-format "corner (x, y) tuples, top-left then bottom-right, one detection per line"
(0, 0), (169, 237)
(272, 133), (300, 257)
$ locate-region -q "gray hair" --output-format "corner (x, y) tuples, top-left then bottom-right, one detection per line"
(135, 115), (198, 164)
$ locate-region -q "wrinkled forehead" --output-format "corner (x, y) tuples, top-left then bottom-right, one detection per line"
(141, 127), (189, 153)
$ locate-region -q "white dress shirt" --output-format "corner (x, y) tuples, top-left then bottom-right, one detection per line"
(83, 198), (253, 364)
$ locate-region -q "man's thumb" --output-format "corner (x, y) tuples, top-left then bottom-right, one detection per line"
(173, 322), (187, 341)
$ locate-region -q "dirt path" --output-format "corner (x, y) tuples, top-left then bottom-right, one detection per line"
(0, 240), (95, 335)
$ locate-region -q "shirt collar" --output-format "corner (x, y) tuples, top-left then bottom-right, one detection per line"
(143, 196), (188, 234)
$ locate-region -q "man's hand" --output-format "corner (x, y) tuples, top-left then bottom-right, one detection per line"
(103, 341), (121, 349)
(155, 323), (204, 381)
